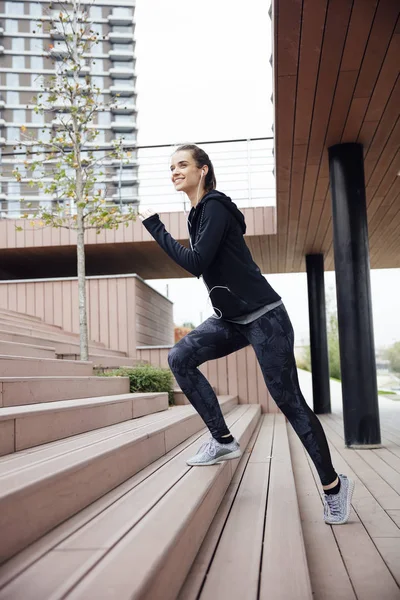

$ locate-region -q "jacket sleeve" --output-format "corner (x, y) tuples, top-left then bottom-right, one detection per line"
(142, 200), (230, 277)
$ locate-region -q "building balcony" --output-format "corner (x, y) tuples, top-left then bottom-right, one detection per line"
(109, 49), (135, 61)
(64, 65), (91, 77)
(0, 119), (6, 128)
(109, 68), (135, 80)
(110, 102), (136, 115)
(112, 173), (138, 185)
(50, 46), (69, 59)
(108, 15), (134, 27)
(111, 192), (139, 203)
(111, 120), (137, 132)
(50, 28), (65, 40)
(109, 85), (136, 97)
(0, 27), (4, 36)
(108, 32), (133, 44)
(0, 100), (5, 110)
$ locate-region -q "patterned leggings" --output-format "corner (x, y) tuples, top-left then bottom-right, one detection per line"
(168, 304), (337, 486)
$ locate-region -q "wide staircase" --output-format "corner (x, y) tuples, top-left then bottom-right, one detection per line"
(0, 309), (315, 599)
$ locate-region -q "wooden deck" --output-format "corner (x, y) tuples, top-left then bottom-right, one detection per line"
(1, 370), (399, 599)
(179, 372), (400, 600)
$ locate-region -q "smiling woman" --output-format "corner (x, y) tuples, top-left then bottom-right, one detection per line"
(139, 144), (355, 525)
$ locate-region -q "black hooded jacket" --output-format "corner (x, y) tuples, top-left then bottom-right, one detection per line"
(142, 190), (281, 319)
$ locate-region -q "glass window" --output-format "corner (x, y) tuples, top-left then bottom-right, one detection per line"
(113, 61), (134, 69)
(91, 59), (103, 73)
(96, 130), (105, 142)
(31, 110), (44, 124)
(6, 73), (19, 87)
(113, 79), (134, 88)
(6, 91), (19, 104)
(6, 2), (24, 14)
(30, 2), (42, 17)
(6, 20), (19, 34)
(113, 26), (133, 34)
(112, 8), (133, 17)
(7, 127), (20, 142)
(31, 38), (44, 53)
(114, 114), (130, 122)
(13, 109), (26, 123)
(31, 55), (44, 70)
(112, 44), (134, 52)
(12, 38), (25, 52)
(92, 76), (104, 89)
(13, 56), (25, 69)
(90, 6), (103, 20)
(98, 111), (111, 126)
(91, 41), (104, 55)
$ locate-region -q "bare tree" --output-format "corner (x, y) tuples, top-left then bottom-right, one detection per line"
(12, 0), (137, 361)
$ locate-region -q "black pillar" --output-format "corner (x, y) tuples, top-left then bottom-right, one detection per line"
(328, 142), (380, 447)
(306, 254), (331, 414)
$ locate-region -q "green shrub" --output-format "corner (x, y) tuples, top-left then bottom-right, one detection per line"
(103, 365), (174, 405)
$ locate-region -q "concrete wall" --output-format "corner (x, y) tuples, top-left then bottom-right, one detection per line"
(0, 274), (173, 355)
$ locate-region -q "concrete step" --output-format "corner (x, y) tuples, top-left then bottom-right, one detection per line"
(0, 329), (119, 356)
(0, 308), (43, 324)
(0, 395), (239, 566)
(174, 387), (216, 405)
(0, 340), (55, 359)
(0, 375), (130, 407)
(0, 392), (169, 455)
(0, 319), (110, 350)
(0, 355), (93, 377)
(61, 354), (141, 368)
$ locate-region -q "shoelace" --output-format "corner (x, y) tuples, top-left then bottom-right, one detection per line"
(200, 438), (218, 458)
(324, 493), (341, 518)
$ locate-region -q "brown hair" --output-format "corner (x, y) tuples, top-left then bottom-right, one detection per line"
(175, 144), (217, 194)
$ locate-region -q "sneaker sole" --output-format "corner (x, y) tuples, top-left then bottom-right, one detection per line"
(186, 448), (242, 467)
(325, 478), (355, 525)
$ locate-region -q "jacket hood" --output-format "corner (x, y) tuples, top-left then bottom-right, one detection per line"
(195, 190), (246, 234)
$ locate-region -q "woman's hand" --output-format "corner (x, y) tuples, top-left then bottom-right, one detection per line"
(138, 208), (157, 222)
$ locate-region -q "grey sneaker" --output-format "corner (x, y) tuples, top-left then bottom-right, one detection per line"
(186, 437), (242, 466)
(323, 474), (355, 525)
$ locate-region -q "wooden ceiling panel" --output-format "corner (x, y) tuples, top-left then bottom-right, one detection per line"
(272, 0), (400, 273)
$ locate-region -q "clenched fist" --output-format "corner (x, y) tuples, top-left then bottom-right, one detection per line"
(138, 208), (157, 222)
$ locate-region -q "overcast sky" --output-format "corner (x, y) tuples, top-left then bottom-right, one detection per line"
(134, 0), (400, 349)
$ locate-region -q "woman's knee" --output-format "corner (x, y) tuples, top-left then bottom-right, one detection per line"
(168, 342), (193, 374)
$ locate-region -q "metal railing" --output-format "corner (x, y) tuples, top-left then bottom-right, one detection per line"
(0, 137), (275, 217)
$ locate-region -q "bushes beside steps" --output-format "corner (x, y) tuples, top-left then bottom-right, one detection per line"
(101, 365), (175, 405)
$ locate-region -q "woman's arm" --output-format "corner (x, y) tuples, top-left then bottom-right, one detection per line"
(141, 200), (230, 277)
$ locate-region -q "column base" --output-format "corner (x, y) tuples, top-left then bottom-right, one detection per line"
(346, 443), (382, 449)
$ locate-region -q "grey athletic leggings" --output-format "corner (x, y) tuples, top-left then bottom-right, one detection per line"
(168, 304), (337, 486)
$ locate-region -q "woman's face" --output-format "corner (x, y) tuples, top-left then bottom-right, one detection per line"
(170, 150), (203, 194)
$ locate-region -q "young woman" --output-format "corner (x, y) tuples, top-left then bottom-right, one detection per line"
(140, 144), (354, 525)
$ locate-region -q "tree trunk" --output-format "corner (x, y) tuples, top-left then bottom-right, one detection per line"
(76, 208), (89, 361)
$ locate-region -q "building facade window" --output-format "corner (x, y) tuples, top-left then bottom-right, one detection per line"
(6, 20), (19, 34)
(113, 25), (133, 34)
(112, 8), (133, 17)
(12, 55), (25, 69)
(29, 2), (42, 17)
(113, 61), (134, 69)
(7, 127), (20, 142)
(98, 111), (111, 126)
(6, 73), (19, 87)
(12, 109), (26, 123)
(6, 91), (19, 104)
(6, 2), (24, 15)
(113, 43), (134, 52)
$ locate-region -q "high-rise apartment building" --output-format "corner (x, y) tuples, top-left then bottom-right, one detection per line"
(0, 0), (138, 217)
